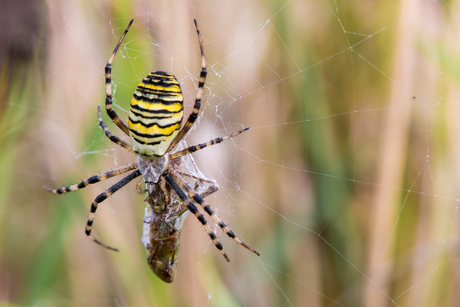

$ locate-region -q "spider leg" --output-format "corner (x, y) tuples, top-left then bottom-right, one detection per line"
(168, 19), (207, 151)
(104, 19), (134, 136)
(169, 127), (249, 160)
(44, 163), (138, 194)
(167, 170), (259, 256)
(85, 169), (141, 251)
(163, 171), (230, 261)
(97, 106), (135, 153)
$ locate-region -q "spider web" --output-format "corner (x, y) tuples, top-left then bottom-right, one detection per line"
(5, 0), (460, 306)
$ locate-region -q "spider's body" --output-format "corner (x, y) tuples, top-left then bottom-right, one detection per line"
(45, 19), (259, 282)
(129, 71), (184, 157)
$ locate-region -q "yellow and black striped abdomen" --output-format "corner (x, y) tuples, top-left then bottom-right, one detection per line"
(129, 71), (184, 158)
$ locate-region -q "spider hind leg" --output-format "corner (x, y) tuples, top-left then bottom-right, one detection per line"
(85, 170), (141, 251)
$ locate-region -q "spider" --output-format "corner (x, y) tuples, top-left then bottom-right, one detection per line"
(44, 19), (259, 280)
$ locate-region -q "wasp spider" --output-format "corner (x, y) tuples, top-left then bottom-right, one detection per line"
(45, 19), (259, 277)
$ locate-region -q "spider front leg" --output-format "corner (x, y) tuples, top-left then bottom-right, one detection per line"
(104, 19), (134, 136)
(85, 170), (141, 251)
(167, 19), (207, 151)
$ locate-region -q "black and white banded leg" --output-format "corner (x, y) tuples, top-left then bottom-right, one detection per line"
(169, 127), (249, 160)
(168, 19), (207, 151)
(97, 105), (135, 153)
(163, 172), (231, 261)
(85, 170), (141, 251)
(167, 170), (259, 257)
(104, 19), (134, 136)
(44, 163), (138, 194)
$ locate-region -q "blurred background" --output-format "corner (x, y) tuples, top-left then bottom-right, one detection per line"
(1, 0), (460, 306)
